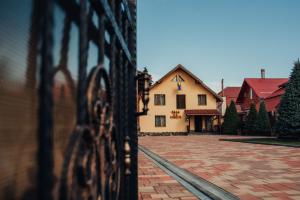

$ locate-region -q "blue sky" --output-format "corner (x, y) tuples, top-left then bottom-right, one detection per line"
(137, 0), (300, 92)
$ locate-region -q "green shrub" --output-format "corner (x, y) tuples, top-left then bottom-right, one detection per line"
(244, 103), (257, 135)
(256, 101), (271, 136)
(222, 101), (240, 134)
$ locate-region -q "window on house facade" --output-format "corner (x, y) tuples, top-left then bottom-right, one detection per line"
(198, 94), (207, 105)
(176, 94), (186, 109)
(155, 115), (166, 127)
(154, 94), (165, 105)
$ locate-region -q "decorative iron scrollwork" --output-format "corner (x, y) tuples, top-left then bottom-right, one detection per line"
(86, 66), (120, 200)
(59, 66), (120, 200)
(9, 0), (138, 199)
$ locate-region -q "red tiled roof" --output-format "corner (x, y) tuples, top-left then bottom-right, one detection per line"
(237, 78), (288, 102)
(266, 87), (285, 99)
(219, 87), (241, 106)
(219, 87), (241, 98)
(244, 78), (288, 98)
(265, 95), (282, 112)
(265, 84), (287, 112)
(185, 109), (221, 116)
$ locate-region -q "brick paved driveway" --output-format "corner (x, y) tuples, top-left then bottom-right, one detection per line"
(139, 135), (300, 200)
(138, 152), (198, 200)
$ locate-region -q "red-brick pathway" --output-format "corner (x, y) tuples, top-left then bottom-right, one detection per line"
(138, 152), (198, 200)
(139, 135), (300, 200)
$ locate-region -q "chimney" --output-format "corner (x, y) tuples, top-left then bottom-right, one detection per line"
(221, 78), (224, 97)
(261, 69), (265, 79)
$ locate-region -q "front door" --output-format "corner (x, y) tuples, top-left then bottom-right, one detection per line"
(194, 116), (202, 132)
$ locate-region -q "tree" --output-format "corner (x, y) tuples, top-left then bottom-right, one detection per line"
(276, 60), (300, 138)
(222, 101), (240, 134)
(256, 101), (271, 136)
(244, 103), (257, 135)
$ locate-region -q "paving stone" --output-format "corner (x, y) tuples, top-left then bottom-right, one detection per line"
(138, 152), (197, 199)
(139, 135), (300, 200)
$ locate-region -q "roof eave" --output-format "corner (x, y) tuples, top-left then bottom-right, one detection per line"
(149, 64), (223, 102)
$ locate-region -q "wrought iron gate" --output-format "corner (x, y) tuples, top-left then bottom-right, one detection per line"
(0, 0), (137, 199)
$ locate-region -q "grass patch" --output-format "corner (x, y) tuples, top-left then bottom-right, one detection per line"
(220, 137), (300, 147)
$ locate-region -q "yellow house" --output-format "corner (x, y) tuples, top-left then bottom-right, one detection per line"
(139, 64), (223, 135)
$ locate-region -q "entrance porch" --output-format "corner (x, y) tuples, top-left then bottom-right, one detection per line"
(185, 109), (221, 133)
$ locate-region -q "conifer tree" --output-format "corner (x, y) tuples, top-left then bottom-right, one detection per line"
(276, 60), (300, 138)
(221, 106), (229, 134)
(244, 103), (257, 135)
(222, 101), (240, 134)
(256, 101), (271, 136)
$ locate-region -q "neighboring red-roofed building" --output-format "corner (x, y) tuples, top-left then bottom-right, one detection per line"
(265, 81), (288, 113)
(218, 86), (242, 116)
(219, 87), (241, 106)
(218, 70), (288, 131)
(236, 76), (288, 113)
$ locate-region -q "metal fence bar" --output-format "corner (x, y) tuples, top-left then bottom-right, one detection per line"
(38, 0), (54, 199)
(97, 0), (132, 62)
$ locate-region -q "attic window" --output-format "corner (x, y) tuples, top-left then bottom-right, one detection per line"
(171, 75), (184, 82)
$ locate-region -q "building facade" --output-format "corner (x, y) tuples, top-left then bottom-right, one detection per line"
(139, 64), (222, 135)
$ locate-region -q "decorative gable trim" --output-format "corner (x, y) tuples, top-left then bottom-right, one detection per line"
(150, 64), (223, 102)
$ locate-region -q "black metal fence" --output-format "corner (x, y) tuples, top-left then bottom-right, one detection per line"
(0, 0), (137, 199)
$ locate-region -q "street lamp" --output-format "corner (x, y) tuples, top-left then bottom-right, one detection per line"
(137, 68), (150, 116)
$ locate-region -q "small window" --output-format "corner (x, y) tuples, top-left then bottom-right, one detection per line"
(154, 94), (165, 105)
(176, 94), (186, 109)
(198, 94), (207, 105)
(155, 116), (166, 127)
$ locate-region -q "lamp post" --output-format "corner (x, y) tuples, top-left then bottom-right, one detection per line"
(136, 68), (150, 116)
